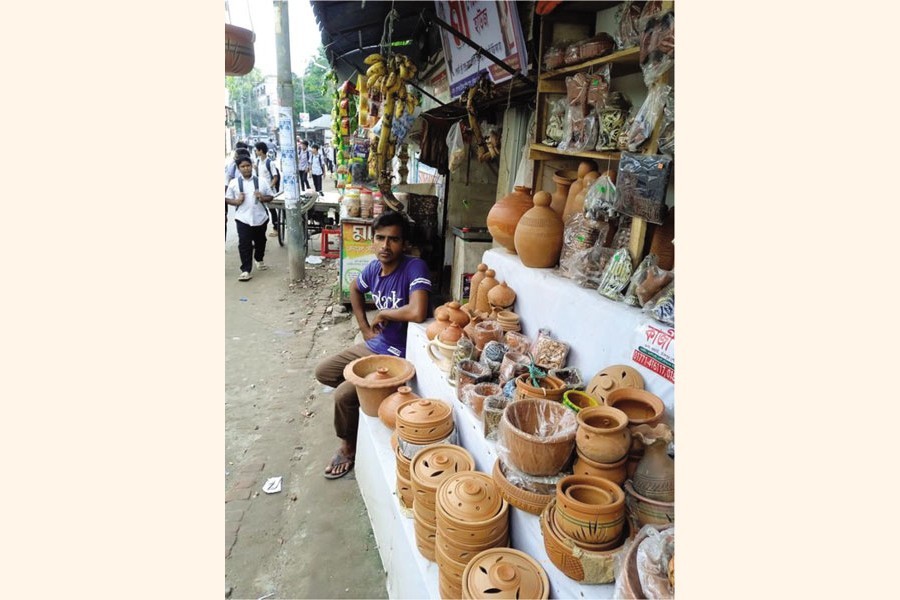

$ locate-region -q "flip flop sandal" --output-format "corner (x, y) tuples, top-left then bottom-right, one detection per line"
(323, 452), (355, 480)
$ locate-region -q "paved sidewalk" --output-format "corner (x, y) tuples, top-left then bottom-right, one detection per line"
(224, 176), (387, 599)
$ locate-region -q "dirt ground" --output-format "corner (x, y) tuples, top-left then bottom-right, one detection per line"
(224, 181), (388, 599)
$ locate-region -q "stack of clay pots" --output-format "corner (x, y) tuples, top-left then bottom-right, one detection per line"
(495, 310), (521, 333)
(573, 404), (631, 486)
(499, 398), (577, 477)
(539, 473), (631, 584)
(435, 471), (510, 599)
(426, 300), (470, 341)
(460, 548), (550, 600)
(583, 364), (648, 476)
(605, 386), (665, 479)
(394, 398), (456, 510)
(410, 445), (475, 561)
(343, 355), (416, 417)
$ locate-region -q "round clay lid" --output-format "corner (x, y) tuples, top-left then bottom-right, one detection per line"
(437, 471), (503, 522)
(586, 364), (645, 403)
(410, 445), (475, 492)
(396, 398), (453, 427)
(462, 548), (550, 600)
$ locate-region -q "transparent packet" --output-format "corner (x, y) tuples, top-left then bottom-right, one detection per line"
(530, 328), (570, 371)
(597, 247), (633, 302)
(643, 280), (674, 326)
(495, 397), (577, 474)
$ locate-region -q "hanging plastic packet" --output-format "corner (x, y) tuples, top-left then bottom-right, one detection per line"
(583, 174), (617, 220)
(643, 280), (675, 325)
(624, 254), (658, 307)
(447, 121), (467, 172)
(626, 82), (671, 152)
(597, 247), (633, 301)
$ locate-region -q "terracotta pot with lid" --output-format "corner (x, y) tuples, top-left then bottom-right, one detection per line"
(425, 312), (452, 341)
(461, 547), (550, 600)
(378, 385), (420, 429)
(343, 355), (416, 417)
(445, 301), (471, 327)
(487, 282), (517, 309)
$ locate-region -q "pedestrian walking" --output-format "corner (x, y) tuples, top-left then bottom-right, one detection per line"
(310, 144), (327, 193)
(225, 155), (274, 281)
(225, 144), (252, 239)
(297, 140), (312, 191)
(254, 142), (282, 237)
(314, 211), (432, 479)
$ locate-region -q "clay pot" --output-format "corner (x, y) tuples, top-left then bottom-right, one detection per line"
(425, 312), (452, 341)
(438, 322), (465, 345)
(573, 450), (628, 486)
(540, 499), (630, 583)
(413, 510), (437, 561)
(475, 269), (499, 314)
(562, 389), (600, 413)
(447, 337), (477, 386)
(649, 206), (675, 271)
(427, 337), (458, 373)
(455, 359), (492, 400)
(467, 263), (489, 304)
(514, 191), (564, 268)
(473, 320), (503, 351)
(436, 471), (507, 532)
(378, 385), (419, 429)
(499, 399), (577, 476)
(632, 433), (674, 502)
(464, 382), (502, 417)
(563, 171), (600, 223)
(487, 186), (534, 253)
(343, 355), (416, 417)
(563, 161), (597, 216)
(487, 282), (516, 309)
(575, 405), (632, 463)
(434, 302), (450, 321)
(395, 398), (455, 445)
(550, 169), (577, 216)
(492, 458), (556, 516)
(605, 388), (665, 427)
(445, 301), (471, 327)
(624, 480), (675, 531)
(586, 365), (645, 404)
(411, 445), (476, 517)
(554, 475), (626, 545)
(514, 373), (567, 402)
(397, 471), (414, 509)
(461, 547), (550, 600)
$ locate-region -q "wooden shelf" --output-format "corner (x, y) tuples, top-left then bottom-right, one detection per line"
(528, 143), (621, 162)
(539, 46), (640, 80)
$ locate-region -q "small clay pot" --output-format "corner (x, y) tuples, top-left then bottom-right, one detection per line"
(573, 450), (628, 486)
(487, 282), (517, 309)
(379, 385), (420, 429)
(575, 405), (632, 463)
(425, 312), (452, 341)
(473, 320), (504, 350)
(438, 322), (465, 345)
(445, 301), (471, 327)
(464, 382), (502, 417)
(434, 303), (450, 321)
(554, 475), (626, 545)
(605, 388), (665, 426)
(514, 373), (567, 402)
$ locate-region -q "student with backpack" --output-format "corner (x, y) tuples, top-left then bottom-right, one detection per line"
(310, 144), (326, 193)
(254, 142), (281, 237)
(224, 144), (252, 239)
(225, 155), (274, 281)
(297, 140), (312, 191)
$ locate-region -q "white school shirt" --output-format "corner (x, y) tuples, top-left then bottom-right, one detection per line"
(255, 156), (280, 190)
(226, 175), (272, 226)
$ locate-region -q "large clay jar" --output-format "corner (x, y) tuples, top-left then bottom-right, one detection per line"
(475, 269), (499, 314)
(514, 192), (564, 268)
(445, 301), (470, 327)
(487, 186), (533, 253)
(379, 385), (420, 429)
(425, 312), (452, 341)
(550, 170), (577, 216)
(467, 263), (489, 304)
(563, 170), (600, 223)
(487, 282), (516, 309)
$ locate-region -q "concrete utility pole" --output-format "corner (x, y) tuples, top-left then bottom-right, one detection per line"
(274, 0), (305, 281)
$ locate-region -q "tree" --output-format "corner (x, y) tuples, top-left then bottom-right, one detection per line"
(292, 46), (335, 123)
(225, 68), (271, 137)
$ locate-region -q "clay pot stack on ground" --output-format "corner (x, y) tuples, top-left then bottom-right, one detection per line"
(394, 398), (457, 511)
(435, 471), (510, 600)
(343, 355), (416, 417)
(498, 398), (577, 477)
(460, 547), (549, 600)
(572, 405), (631, 486)
(410, 445), (475, 561)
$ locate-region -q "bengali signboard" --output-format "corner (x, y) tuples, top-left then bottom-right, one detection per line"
(433, 0), (528, 99)
(632, 323), (675, 383)
(340, 219), (375, 303)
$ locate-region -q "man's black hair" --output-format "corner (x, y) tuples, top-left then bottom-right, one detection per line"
(235, 155), (253, 167)
(312, 143), (320, 150)
(235, 141), (249, 150)
(372, 210), (411, 242)
(233, 148), (252, 163)
(254, 141), (268, 153)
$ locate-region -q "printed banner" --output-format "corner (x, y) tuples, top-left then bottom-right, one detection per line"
(433, 0), (528, 99)
(632, 322), (675, 383)
(277, 107), (299, 209)
(340, 221), (376, 300)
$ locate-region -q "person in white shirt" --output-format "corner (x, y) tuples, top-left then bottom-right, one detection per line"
(297, 140), (312, 191)
(225, 155), (274, 281)
(310, 144), (327, 193)
(254, 142), (281, 237)
(224, 144), (252, 240)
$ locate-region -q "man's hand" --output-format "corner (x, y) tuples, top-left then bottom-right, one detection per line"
(361, 325), (379, 341)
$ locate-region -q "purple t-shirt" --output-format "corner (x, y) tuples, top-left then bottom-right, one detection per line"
(356, 255), (432, 357)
